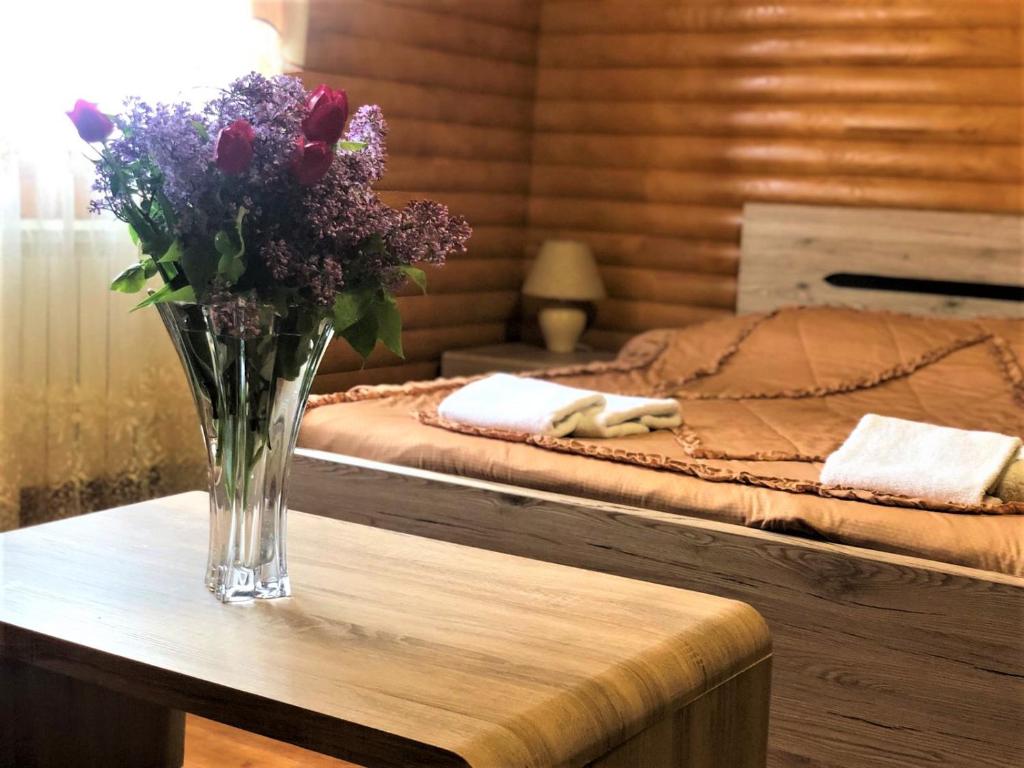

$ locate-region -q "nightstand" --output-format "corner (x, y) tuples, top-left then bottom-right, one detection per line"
(441, 343), (616, 377)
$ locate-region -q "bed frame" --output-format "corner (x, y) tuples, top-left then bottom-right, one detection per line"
(290, 451), (1022, 768)
(291, 205), (1024, 767)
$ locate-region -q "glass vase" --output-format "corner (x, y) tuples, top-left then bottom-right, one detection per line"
(157, 301), (334, 603)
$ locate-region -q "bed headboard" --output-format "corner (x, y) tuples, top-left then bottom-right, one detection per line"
(737, 204), (1023, 317)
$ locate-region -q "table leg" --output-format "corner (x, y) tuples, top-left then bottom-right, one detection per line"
(1, 659), (185, 768)
(589, 658), (771, 768)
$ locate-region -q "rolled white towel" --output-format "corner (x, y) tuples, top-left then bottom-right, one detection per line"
(820, 414), (1022, 506)
(437, 373), (604, 437)
(574, 393), (681, 438)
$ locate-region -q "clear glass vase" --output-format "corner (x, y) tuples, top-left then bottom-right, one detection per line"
(157, 301), (334, 603)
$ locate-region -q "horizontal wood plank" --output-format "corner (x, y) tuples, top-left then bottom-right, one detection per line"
(738, 203), (1024, 316)
(398, 291), (520, 329)
(309, 0), (537, 63)
(541, 1), (1023, 34)
(392, 258), (524, 297)
(532, 134), (1022, 182)
(381, 157), (531, 195)
(379, 0), (540, 31)
(539, 29), (1023, 68)
(306, 34), (536, 97)
(380, 191), (527, 226)
(288, 451), (1024, 768)
(320, 323), (508, 373)
(302, 72), (534, 130)
(384, 120), (532, 163)
(531, 165), (1024, 213)
(533, 101), (1024, 145)
(526, 231), (739, 274)
(529, 198), (740, 240)
(537, 67), (1024, 104)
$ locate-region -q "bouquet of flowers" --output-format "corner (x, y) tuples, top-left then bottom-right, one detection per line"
(66, 73), (472, 602)
(67, 72), (471, 359)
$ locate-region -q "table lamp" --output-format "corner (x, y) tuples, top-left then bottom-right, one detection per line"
(523, 240), (606, 353)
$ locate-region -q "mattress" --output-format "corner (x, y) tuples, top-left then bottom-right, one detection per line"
(299, 307), (1024, 576)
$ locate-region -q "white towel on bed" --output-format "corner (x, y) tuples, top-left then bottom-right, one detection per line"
(574, 393), (682, 438)
(437, 373), (604, 437)
(820, 414), (1022, 505)
(437, 374), (681, 439)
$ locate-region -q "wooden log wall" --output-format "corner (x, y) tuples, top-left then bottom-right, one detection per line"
(304, 0), (1023, 385)
(528, 0), (1024, 350)
(301, 0), (541, 392)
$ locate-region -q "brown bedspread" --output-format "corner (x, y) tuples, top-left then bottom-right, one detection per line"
(300, 307), (1024, 576)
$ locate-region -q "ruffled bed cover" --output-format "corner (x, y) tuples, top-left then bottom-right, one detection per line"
(301, 307), (1024, 576)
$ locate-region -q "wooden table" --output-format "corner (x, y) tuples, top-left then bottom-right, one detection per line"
(441, 342), (616, 377)
(0, 493), (771, 768)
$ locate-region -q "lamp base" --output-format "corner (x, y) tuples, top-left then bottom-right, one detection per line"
(538, 306), (587, 353)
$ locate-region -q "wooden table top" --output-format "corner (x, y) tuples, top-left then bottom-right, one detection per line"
(0, 493), (770, 768)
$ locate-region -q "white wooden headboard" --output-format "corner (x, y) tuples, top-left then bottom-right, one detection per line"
(737, 204), (1024, 317)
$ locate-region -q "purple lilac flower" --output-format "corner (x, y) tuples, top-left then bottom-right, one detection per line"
(89, 72), (472, 334)
(342, 105), (388, 183)
(387, 200), (471, 265)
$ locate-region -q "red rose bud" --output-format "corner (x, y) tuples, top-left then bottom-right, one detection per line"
(290, 139), (334, 186)
(66, 99), (114, 142)
(302, 84), (348, 144)
(214, 119), (256, 175)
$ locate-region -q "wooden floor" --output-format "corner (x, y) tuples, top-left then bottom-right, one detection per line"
(185, 715), (360, 768)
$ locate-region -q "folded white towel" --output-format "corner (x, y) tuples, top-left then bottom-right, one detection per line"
(820, 414), (1022, 505)
(437, 373), (604, 437)
(574, 393), (682, 438)
(437, 374), (681, 439)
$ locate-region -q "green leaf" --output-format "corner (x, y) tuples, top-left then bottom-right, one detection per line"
(397, 265), (427, 294)
(158, 240), (182, 264)
(132, 284), (196, 312)
(190, 120), (209, 141)
(338, 140), (367, 152)
(332, 289), (374, 332)
(215, 207), (247, 284)
(127, 224), (140, 246)
(218, 252), (245, 282)
(214, 229), (235, 257)
(110, 263), (148, 293)
(141, 257), (159, 278)
(180, 243), (218, 298)
(339, 312), (378, 359)
(374, 294), (404, 358)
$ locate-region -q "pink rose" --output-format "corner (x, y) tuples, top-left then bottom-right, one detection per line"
(290, 139), (333, 186)
(302, 84), (348, 144)
(66, 100), (114, 142)
(214, 119), (255, 175)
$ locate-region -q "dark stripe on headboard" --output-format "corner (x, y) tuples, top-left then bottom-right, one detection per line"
(825, 273), (1024, 302)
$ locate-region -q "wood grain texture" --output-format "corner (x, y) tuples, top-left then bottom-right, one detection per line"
(590, 661), (771, 768)
(738, 203), (1024, 316)
(302, 1), (539, 388)
(540, 1), (1024, 34)
(526, 1), (1024, 346)
(534, 102), (1024, 144)
(0, 493), (771, 768)
(440, 342), (615, 377)
(288, 450), (1024, 768)
(185, 715), (356, 768)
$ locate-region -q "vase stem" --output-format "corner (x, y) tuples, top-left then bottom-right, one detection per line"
(158, 301), (333, 603)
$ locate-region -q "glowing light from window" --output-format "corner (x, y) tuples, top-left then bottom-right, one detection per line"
(0, 0), (282, 150)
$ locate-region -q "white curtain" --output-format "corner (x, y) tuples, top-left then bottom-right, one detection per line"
(0, 1), (283, 528)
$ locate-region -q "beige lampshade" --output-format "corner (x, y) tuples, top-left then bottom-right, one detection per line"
(522, 240), (606, 301)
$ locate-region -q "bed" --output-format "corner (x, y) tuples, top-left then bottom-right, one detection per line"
(291, 204), (1024, 768)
